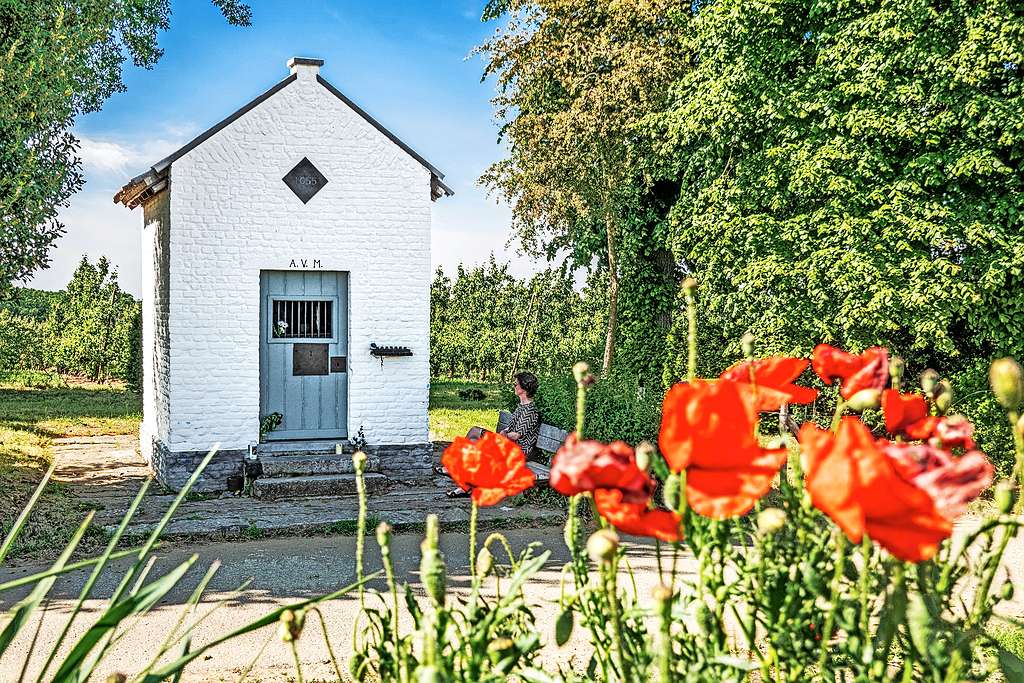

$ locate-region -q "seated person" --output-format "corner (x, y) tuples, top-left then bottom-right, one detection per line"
(467, 371), (540, 456)
(445, 372), (541, 496)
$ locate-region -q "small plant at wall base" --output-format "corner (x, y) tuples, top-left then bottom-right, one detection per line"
(350, 425), (367, 452)
(259, 412), (283, 440)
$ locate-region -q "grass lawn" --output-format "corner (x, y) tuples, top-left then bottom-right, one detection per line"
(0, 372), (141, 559)
(428, 378), (508, 442)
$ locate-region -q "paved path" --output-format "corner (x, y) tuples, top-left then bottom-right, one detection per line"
(0, 528), (683, 682)
(48, 436), (563, 539)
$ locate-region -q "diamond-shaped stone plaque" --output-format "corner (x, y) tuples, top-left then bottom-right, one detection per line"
(283, 157), (328, 204)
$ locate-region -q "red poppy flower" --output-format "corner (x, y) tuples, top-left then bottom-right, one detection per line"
(719, 357), (819, 412)
(659, 380), (788, 518)
(550, 434), (654, 503)
(881, 442), (993, 520)
(800, 418), (951, 562)
(812, 345), (890, 399)
(881, 390), (975, 448)
(441, 431), (536, 506)
(593, 489), (682, 542)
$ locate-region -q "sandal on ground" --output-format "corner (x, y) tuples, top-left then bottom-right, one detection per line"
(446, 487), (469, 499)
(433, 465), (447, 475)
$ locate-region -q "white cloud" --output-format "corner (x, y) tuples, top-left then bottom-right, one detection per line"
(77, 131), (195, 181)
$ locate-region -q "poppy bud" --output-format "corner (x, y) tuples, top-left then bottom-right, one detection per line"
(376, 521), (392, 548)
(573, 362), (591, 385)
(662, 473), (681, 511)
(635, 441), (655, 473)
(995, 480), (1015, 514)
(741, 332), (756, 358)
(845, 389), (881, 412)
(417, 665), (441, 683)
(651, 583), (675, 605)
(278, 608), (305, 642)
(933, 380), (953, 415)
(990, 358), (1024, 410)
(586, 529), (619, 564)
(107, 675), (127, 683)
(1002, 581), (1015, 601)
(757, 507), (787, 536)
(920, 369), (939, 396)
(420, 515), (446, 605)
(352, 450), (367, 474)
(682, 277), (698, 295)
(889, 357), (905, 388)
(487, 637), (516, 664)
(476, 546), (494, 578)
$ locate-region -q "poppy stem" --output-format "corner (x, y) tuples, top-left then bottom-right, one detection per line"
(859, 536), (872, 636)
(1010, 409), (1024, 514)
(469, 500), (478, 581)
(830, 398), (846, 432)
(604, 556), (627, 681)
(816, 530), (847, 674)
(685, 285), (698, 382)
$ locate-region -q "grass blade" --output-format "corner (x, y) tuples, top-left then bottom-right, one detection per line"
(0, 511), (94, 658)
(0, 547), (153, 593)
(0, 461), (57, 564)
(34, 479), (152, 683)
(139, 570), (383, 682)
(49, 554), (199, 683)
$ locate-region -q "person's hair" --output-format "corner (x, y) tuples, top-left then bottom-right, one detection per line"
(515, 371), (539, 398)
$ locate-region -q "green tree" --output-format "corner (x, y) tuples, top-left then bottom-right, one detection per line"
(0, 0), (251, 297)
(47, 256), (140, 383)
(650, 0), (1024, 469)
(478, 0), (690, 373)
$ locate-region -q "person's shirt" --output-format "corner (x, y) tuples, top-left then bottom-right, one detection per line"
(507, 401), (540, 455)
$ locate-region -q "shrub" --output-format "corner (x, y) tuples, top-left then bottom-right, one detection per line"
(531, 371), (662, 445)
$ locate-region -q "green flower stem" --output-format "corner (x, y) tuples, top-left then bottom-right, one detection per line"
(309, 607), (342, 682)
(859, 536), (872, 638)
(354, 461), (367, 608)
(379, 535), (402, 680)
(830, 398), (846, 432)
(604, 557), (627, 682)
(469, 500), (479, 581)
(816, 531), (847, 674)
(658, 593), (672, 683)
(289, 639), (304, 683)
(686, 288), (697, 382)
(1011, 410), (1024, 514)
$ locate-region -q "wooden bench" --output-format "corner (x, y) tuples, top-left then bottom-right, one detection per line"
(498, 409), (570, 485)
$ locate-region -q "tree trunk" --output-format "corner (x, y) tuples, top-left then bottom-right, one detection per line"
(602, 214), (619, 374)
(511, 286), (539, 375)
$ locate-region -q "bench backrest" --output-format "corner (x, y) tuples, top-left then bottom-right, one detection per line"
(498, 409), (570, 453)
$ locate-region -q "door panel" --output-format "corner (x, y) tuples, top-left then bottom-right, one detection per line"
(259, 271), (348, 440)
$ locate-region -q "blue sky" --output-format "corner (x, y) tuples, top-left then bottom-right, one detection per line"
(29, 0), (535, 295)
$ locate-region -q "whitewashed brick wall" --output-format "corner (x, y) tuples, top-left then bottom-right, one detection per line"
(151, 61), (432, 457)
(140, 191), (171, 461)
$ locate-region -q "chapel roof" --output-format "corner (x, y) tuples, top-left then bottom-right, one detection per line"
(113, 57), (453, 209)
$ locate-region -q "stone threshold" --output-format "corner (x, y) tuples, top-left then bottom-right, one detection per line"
(112, 478), (564, 540)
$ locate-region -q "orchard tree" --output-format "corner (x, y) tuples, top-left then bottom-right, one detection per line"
(0, 0), (251, 297)
(478, 0), (690, 372)
(48, 255), (140, 383)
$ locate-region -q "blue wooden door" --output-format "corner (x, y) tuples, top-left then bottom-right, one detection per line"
(259, 271), (348, 440)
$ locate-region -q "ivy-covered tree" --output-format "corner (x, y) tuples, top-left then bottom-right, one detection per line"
(0, 0), (251, 297)
(650, 0), (1024, 469)
(478, 0), (690, 373)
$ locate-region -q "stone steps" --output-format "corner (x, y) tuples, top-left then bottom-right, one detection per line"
(255, 440), (355, 458)
(252, 472), (388, 501)
(259, 453), (381, 478)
